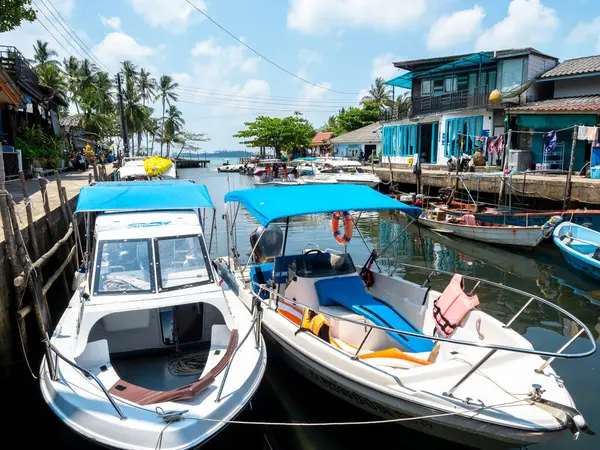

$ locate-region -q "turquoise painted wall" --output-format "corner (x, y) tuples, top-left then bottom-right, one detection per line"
(531, 131), (586, 171)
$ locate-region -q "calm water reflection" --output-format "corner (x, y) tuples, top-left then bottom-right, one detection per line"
(10, 167), (598, 450)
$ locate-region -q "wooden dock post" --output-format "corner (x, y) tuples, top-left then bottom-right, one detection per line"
(39, 177), (71, 296)
(18, 171), (40, 260)
(56, 174), (78, 272)
(564, 125), (578, 210)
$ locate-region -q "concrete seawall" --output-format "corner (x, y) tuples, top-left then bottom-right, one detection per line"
(368, 165), (600, 206)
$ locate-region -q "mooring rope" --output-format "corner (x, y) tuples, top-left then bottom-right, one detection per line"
(167, 351), (210, 376)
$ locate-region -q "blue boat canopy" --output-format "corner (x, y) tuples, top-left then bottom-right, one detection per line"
(75, 181), (214, 213)
(224, 185), (421, 226)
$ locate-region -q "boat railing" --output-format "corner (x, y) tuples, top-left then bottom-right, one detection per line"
(247, 264), (596, 396)
(43, 338), (127, 420)
(215, 315), (261, 403)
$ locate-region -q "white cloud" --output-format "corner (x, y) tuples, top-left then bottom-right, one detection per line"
(299, 82), (333, 101)
(371, 53), (401, 81)
(427, 6), (486, 50)
(127, 0), (205, 31)
(172, 72), (192, 84)
(567, 17), (600, 53)
(100, 16), (121, 30)
(53, 0), (75, 16)
(356, 88), (370, 104)
(298, 49), (322, 66)
(93, 32), (156, 73)
(475, 0), (558, 51)
(191, 38), (260, 77)
(287, 0), (427, 34)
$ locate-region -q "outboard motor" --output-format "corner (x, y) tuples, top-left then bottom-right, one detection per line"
(250, 223), (283, 264)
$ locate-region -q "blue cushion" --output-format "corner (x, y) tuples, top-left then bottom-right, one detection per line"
(249, 263), (274, 299)
(314, 276), (434, 353)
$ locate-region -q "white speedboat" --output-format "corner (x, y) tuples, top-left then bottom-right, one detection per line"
(297, 159), (380, 188)
(215, 184), (595, 449)
(118, 156), (177, 180)
(40, 181), (266, 450)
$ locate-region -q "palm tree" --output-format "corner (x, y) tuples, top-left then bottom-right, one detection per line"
(395, 92), (412, 120)
(139, 68), (157, 153)
(36, 63), (68, 98)
(63, 56), (80, 112)
(323, 115), (337, 132)
(361, 77), (392, 106)
(162, 105), (185, 158)
(157, 75), (179, 156)
(122, 60), (139, 86)
(32, 40), (59, 66)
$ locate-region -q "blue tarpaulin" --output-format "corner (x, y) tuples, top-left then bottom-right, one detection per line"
(224, 185), (421, 225)
(75, 181), (214, 213)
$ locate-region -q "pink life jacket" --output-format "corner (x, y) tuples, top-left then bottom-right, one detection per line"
(433, 274), (479, 337)
(460, 214), (476, 226)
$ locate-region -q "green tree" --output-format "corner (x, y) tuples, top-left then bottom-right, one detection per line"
(234, 112), (315, 158)
(0, 0), (36, 32)
(333, 103), (380, 135)
(32, 40), (59, 66)
(63, 56), (80, 112)
(161, 105), (185, 158)
(361, 77), (392, 106)
(174, 131), (210, 158)
(139, 68), (157, 151)
(395, 92), (412, 120)
(156, 75), (179, 156)
(35, 63), (67, 98)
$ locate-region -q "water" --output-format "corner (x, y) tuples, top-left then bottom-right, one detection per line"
(11, 165), (599, 449)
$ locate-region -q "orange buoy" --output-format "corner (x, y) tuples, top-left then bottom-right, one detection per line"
(331, 211), (353, 245)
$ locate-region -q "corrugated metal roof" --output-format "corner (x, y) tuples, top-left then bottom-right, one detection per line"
(508, 95), (600, 112)
(311, 131), (333, 145)
(394, 48), (557, 70)
(540, 55), (600, 79)
(329, 122), (381, 144)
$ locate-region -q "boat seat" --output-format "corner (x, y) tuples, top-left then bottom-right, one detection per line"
(314, 276), (434, 353)
(249, 263), (274, 299)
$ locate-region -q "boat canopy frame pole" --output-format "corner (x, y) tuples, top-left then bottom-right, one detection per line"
(352, 212), (382, 273)
(276, 217), (291, 306)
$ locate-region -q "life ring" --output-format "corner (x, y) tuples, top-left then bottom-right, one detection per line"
(331, 211), (353, 245)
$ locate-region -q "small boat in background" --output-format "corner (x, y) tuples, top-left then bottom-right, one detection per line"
(418, 209), (560, 249)
(554, 222), (600, 281)
(429, 201), (600, 231)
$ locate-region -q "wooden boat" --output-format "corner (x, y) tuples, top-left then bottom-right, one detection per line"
(428, 201), (600, 231)
(553, 222), (600, 281)
(418, 209), (552, 249)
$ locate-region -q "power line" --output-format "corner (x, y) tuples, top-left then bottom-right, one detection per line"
(176, 93), (355, 108)
(41, 0), (113, 74)
(184, 0), (358, 96)
(32, 1), (91, 63)
(177, 98), (339, 114)
(175, 86), (359, 105)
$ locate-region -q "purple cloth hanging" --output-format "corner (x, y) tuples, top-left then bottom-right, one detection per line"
(544, 131), (557, 153)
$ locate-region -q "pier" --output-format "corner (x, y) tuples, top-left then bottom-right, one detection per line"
(176, 158), (210, 168)
(0, 161), (114, 381)
(368, 164), (600, 207)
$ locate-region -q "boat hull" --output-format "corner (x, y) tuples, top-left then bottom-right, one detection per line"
(418, 217), (547, 248)
(553, 222), (600, 281)
(431, 203), (600, 231)
(263, 325), (562, 449)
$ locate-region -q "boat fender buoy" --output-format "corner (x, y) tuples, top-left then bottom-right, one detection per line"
(331, 211), (353, 245)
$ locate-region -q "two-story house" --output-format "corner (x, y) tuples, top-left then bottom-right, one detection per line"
(507, 55), (600, 173)
(382, 48), (558, 165)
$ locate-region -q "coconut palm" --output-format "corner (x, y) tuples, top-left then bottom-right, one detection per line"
(157, 75), (179, 156)
(395, 92), (412, 120)
(36, 63), (68, 98)
(32, 40), (59, 66)
(361, 77), (392, 106)
(63, 56), (81, 111)
(122, 60), (139, 86)
(161, 105), (185, 158)
(138, 68), (157, 153)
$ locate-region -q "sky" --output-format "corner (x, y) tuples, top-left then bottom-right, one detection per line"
(2, 0), (600, 153)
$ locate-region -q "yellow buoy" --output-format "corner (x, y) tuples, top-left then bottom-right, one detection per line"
(144, 156), (172, 177)
(489, 89), (502, 104)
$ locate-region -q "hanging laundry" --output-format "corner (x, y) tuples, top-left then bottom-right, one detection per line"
(543, 131), (557, 153)
(489, 135), (504, 155)
(577, 126), (588, 140)
(586, 126), (598, 142)
(486, 137), (496, 156)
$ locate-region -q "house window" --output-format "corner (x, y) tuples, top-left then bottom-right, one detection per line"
(500, 58), (523, 91)
(444, 77), (458, 93)
(421, 79), (432, 96)
(488, 71), (496, 91)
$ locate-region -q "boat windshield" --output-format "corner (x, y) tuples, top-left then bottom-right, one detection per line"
(95, 239), (154, 295)
(155, 235), (213, 290)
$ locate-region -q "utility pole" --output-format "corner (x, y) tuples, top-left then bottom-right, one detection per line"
(116, 73), (129, 157)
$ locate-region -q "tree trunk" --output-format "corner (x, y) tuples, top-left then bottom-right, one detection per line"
(160, 97), (165, 157)
(138, 132), (142, 156)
